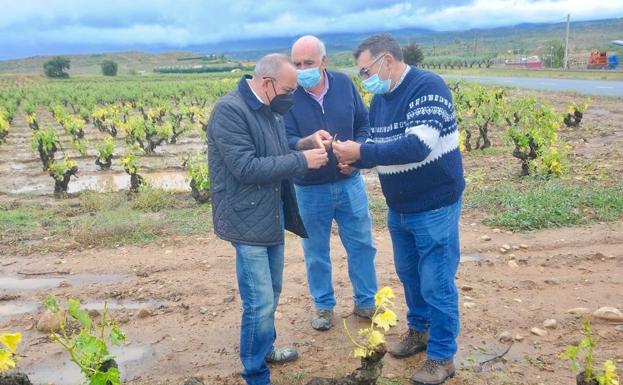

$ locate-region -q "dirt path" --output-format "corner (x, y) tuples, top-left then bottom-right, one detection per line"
(2, 217), (621, 385)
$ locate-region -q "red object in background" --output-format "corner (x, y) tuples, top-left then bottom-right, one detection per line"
(588, 50), (608, 69)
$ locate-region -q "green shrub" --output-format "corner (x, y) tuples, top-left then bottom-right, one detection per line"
(130, 185), (176, 212)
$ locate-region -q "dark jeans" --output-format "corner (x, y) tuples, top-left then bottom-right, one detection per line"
(387, 197), (462, 360)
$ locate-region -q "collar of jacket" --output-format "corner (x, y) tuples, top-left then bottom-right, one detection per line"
(238, 75), (268, 112)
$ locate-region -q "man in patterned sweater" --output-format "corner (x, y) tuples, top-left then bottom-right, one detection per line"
(333, 33), (465, 385)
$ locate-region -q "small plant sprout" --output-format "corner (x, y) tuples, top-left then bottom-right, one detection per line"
(121, 143), (145, 192)
(598, 360), (620, 385)
(187, 152), (210, 203)
(95, 136), (115, 169)
(49, 157), (78, 196)
(43, 294), (127, 385)
(31, 126), (60, 171)
(305, 287), (397, 384)
(0, 331), (22, 373)
(344, 286), (398, 358)
(561, 318), (620, 385)
(564, 99), (590, 127)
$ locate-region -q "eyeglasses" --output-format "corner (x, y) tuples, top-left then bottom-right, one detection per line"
(358, 54), (386, 80)
(264, 77), (296, 96)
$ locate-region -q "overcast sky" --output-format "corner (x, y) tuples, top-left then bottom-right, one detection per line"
(1, 0), (622, 60)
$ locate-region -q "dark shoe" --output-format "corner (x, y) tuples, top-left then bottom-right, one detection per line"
(411, 358), (455, 385)
(353, 305), (375, 319)
(390, 328), (429, 358)
(311, 309), (333, 331)
(266, 347), (299, 364)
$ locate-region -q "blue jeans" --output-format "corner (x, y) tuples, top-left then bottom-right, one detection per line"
(387, 197), (462, 361)
(295, 174), (377, 311)
(233, 242), (284, 385)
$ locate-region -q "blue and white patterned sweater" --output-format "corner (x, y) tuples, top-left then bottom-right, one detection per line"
(359, 66), (465, 213)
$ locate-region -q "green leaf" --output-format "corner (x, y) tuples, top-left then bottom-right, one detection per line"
(109, 325), (126, 346)
(68, 298), (92, 330)
(43, 293), (60, 313)
(89, 367), (120, 385)
(75, 333), (108, 362)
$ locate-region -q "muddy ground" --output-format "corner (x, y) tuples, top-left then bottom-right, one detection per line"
(1, 217), (622, 385)
(1, 89), (622, 385)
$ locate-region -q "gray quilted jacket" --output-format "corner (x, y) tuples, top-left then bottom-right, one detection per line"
(207, 76), (309, 246)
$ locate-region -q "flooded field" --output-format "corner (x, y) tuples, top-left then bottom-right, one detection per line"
(0, 107), (206, 196)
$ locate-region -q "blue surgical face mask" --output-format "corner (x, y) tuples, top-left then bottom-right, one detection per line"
(362, 57), (391, 94)
(297, 67), (322, 89)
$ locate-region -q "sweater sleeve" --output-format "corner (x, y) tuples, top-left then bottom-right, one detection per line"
(360, 75), (453, 168)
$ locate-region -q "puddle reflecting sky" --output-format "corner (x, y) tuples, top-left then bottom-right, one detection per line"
(24, 344), (154, 385)
(0, 274), (128, 291)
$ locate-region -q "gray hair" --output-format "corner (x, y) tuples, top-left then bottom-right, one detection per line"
(291, 35), (326, 60)
(254, 53), (292, 78)
(354, 33), (404, 62)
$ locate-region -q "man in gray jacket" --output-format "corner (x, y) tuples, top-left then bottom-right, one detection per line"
(208, 53), (328, 385)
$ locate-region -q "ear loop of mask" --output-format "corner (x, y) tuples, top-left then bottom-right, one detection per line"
(379, 56), (392, 84)
(263, 77), (278, 104)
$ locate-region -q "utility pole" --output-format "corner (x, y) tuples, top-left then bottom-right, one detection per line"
(564, 13), (570, 70)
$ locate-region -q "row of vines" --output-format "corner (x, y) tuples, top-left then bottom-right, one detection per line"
(0, 76), (238, 198)
(352, 76), (589, 178)
(0, 74), (589, 199)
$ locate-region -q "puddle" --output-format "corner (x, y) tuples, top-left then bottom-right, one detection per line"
(67, 171), (190, 193)
(82, 300), (159, 311)
(0, 302), (39, 317)
(25, 343), (154, 385)
(0, 299), (158, 319)
(461, 254), (497, 263)
(0, 170), (190, 195)
(0, 274), (128, 291)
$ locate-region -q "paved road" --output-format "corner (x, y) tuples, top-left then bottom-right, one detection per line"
(441, 74), (623, 97)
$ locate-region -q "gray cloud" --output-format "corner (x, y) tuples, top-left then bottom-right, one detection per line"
(0, 0), (621, 59)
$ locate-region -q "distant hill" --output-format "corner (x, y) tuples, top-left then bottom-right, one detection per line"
(0, 51), (209, 76)
(188, 17), (623, 59)
(1, 18), (621, 75)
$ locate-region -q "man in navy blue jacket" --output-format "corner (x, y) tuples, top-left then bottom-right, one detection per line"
(284, 35), (378, 331)
(334, 33), (464, 385)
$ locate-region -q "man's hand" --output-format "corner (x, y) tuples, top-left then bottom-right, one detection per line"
(338, 163), (356, 175)
(303, 148), (329, 169)
(297, 130), (332, 150)
(333, 140), (361, 165)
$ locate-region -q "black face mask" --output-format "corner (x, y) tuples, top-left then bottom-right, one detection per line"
(270, 93), (294, 115)
(266, 78), (295, 115)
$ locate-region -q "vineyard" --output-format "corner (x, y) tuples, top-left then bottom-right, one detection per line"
(0, 71), (600, 198)
(0, 75), (239, 197)
(420, 54), (496, 69)
(1, 72), (622, 385)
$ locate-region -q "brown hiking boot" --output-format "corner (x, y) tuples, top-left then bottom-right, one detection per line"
(411, 358), (455, 385)
(389, 328), (428, 358)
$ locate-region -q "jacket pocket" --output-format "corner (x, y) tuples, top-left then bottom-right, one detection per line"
(232, 188), (270, 211)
